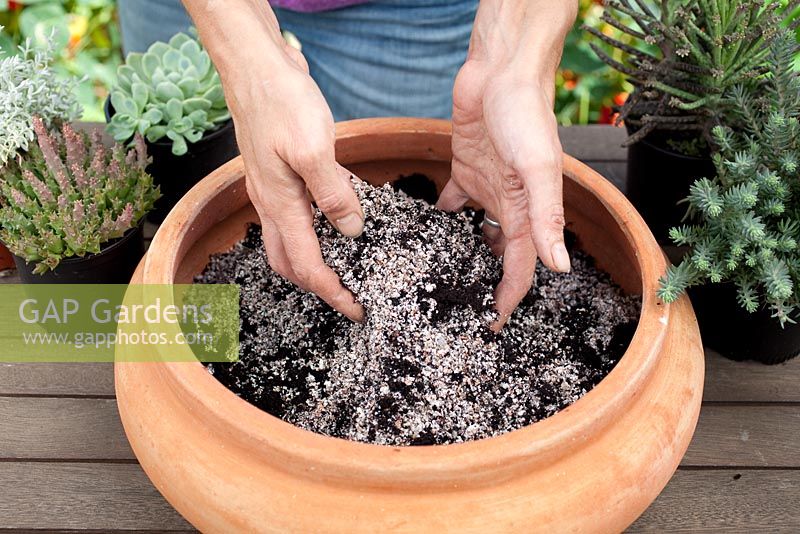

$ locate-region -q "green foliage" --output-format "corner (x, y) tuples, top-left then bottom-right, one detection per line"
(0, 117), (159, 273)
(585, 0), (798, 145)
(556, 0), (633, 126)
(107, 32), (230, 156)
(0, 26), (81, 164)
(658, 32), (800, 325)
(0, 0), (121, 122)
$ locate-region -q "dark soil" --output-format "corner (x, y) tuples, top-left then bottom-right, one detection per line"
(196, 177), (640, 446)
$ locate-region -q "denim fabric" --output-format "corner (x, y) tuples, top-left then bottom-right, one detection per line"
(117, 0), (477, 120)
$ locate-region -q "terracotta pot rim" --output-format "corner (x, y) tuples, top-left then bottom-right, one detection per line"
(141, 117), (670, 486)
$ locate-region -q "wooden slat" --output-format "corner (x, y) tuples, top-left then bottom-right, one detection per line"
(629, 469), (800, 532)
(703, 350), (800, 402)
(682, 405), (800, 468)
(558, 125), (628, 161)
(580, 161), (627, 192)
(0, 462), (797, 532)
(0, 363), (114, 397)
(0, 397), (132, 460)
(0, 462), (193, 531)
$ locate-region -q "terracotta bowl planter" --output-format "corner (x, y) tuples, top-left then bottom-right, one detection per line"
(116, 118), (704, 533)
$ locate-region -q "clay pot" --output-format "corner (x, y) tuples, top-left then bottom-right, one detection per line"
(116, 118), (704, 533)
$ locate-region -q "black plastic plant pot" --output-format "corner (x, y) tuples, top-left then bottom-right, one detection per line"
(625, 126), (715, 244)
(105, 98), (239, 223)
(12, 223), (145, 284)
(688, 283), (800, 365)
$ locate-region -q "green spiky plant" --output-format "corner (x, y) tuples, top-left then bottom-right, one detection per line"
(585, 0), (797, 147)
(658, 31), (800, 324)
(106, 32), (230, 157)
(0, 117), (160, 273)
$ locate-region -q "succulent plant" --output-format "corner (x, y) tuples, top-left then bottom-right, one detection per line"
(0, 117), (160, 273)
(585, 0), (795, 147)
(0, 27), (82, 165)
(658, 32), (800, 325)
(107, 32), (230, 157)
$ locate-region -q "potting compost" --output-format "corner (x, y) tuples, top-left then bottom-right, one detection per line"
(197, 178), (640, 446)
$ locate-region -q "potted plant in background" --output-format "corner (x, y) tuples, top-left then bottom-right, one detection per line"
(585, 0), (793, 243)
(106, 31), (237, 222)
(659, 31), (800, 364)
(0, 27), (82, 272)
(0, 117), (158, 283)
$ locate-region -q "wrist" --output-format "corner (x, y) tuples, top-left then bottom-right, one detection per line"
(471, 0), (576, 83)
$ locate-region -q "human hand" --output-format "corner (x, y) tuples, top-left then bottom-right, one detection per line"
(437, 1), (577, 331)
(185, 2), (364, 321)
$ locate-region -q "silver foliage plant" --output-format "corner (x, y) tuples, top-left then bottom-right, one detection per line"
(0, 27), (82, 165)
(107, 32), (230, 157)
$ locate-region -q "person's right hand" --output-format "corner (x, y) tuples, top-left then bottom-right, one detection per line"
(198, 6), (365, 322)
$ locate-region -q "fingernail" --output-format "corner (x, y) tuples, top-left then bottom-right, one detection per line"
(551, 242), (571, 273)
(336, 213), (364, 238)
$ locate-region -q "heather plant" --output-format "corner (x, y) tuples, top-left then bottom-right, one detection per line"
(107, 32), (230, 157)
(0, 27), (82, 165)
(0, 117), (160, 273)
(585, 0), (796, 146)
(658, 32), (800, 324)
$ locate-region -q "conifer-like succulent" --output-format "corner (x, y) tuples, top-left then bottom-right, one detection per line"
(0, 27), (82, 165)
(658, 32), (800, 324)
(586, 1), (796, 146)
(107, 32), (230, 157)
(0, 118), (160, 273)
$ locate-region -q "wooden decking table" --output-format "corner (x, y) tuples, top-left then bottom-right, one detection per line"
(1, 125), (798, 533)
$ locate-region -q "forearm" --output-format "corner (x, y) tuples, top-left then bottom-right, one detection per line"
(180, 0), (290, 89)
(470, 0), (578, 83)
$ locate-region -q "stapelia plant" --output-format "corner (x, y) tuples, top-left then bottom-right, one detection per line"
(0, 118), (160, 273)
(0, 28), (81, 165)
(585, 0), (794, 146)
(107, 32), (230, 156)
(658, 32), (800, 324)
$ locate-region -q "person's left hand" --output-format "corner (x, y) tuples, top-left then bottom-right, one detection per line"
(438, 62), (570, 332)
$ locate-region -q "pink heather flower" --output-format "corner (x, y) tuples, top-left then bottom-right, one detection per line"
(133, 134), (149, 168)
(54, 168), (72, 195)
(57, 194), (68, 209)
(10, 188), (28, 207)
(71, 163), (87, 191)
(125, 148), (136, 167)
(72, 200), (85, 226)
(108, 158), (122, 183)
(62, 123), (87, 171)
(23, 169), (55, 205)
(32, 116), (67, 178)
(89, 143), (107, 177)
(115, 203), (134, 234)
(99, 212), (114, 237)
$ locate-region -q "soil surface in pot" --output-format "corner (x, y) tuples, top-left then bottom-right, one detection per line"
(196, 179), (640, 446)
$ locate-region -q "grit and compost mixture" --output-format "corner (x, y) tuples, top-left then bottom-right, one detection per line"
(196, 176), (640, 446)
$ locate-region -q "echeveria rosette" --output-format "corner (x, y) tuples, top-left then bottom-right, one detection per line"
(0, 117), (160, 274)
(107, 32), (230, 157)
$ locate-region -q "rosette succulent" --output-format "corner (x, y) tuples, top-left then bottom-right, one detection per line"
(0, 117), (160, 273)
(107, 32), (230, 157)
